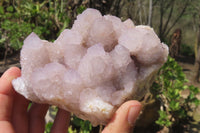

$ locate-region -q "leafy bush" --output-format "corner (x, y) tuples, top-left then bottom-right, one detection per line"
(44, 122), (53, 133)
(152, 57), (200, 128)
(44, 115), (92, 133)
(44, 106), (92, 133)
(0, 0), (70, 51)
(70, 116), (92, 133)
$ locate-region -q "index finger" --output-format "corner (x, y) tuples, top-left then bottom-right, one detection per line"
(0, 67), (21, 121)
(0, 67), (21, 96)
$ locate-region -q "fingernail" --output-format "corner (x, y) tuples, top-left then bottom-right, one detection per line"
(128, 105), (141, 126)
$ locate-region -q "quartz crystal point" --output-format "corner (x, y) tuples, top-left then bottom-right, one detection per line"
(12, 8), (169, 126)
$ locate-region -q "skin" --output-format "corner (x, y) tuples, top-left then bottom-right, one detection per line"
(0, 67), (141, 133)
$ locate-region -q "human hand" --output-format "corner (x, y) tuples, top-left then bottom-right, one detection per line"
(0, 67), (141, 133)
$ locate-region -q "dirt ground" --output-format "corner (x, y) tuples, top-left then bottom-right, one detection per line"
(0, 52), (20, 75)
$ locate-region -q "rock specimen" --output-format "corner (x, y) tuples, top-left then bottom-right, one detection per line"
(12, 8), (168, 126)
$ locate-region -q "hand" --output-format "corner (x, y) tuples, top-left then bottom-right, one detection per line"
(0, 67), (141, 133)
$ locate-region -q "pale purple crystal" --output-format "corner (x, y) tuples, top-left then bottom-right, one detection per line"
(12, 8), (168, 126)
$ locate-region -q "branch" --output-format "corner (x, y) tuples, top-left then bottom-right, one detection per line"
(164, 0), (189, 37)
(165, 0), (174, 10)
(162, 1), (174, 35)
(128, 4), (134, 20)
(148, 0), (152, 26)
(110, 0), (121, 17)
(159, 0), (174, 37)
(159, 0), (164, 37)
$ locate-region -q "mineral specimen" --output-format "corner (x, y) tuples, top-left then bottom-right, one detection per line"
(12, 8), (168, 126)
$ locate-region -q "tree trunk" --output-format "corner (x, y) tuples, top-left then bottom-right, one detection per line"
(138, 0), (143, 24)
(159, 0), (164, 41)
(193, 24), (200, 82)
(148, 0), (152, 26)
(193, 61), (200, 82)
(158, 0), (189, 41)
(169, 29), (181, 58)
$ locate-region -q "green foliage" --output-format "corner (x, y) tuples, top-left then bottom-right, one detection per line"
(1, 19), (33, 50)
(0, 0), (71, 51)
(76, 5), (86, 14)
(44, 116), (92, 133)
(27, 103), (32, 110)
(156, 111), (172, 127)
(152, 57), (200, 128)
(44, 122), (53, 133)
(71, 115), (92, 133)
(43, 107), (93, 133)
(0, 6), (4, 14)
(44, 107), (58, 133)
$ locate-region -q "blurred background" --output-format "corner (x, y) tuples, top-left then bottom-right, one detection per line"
(1, 0), (200, 132)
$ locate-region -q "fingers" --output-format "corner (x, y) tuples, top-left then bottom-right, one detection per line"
(12, 93), (29, 133)
(0, 121), (15, 133)
(50, 108), (71, 133)
(28, 103), (49, 133)
(0, 67), (21, 96)
(102, 100), (141, 133)
(0, 67), (21, 133)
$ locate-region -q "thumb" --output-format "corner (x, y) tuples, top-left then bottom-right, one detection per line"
(102, 100), (141, 133)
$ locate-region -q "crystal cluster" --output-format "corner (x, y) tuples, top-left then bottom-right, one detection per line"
(12, 8), (168, 126)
